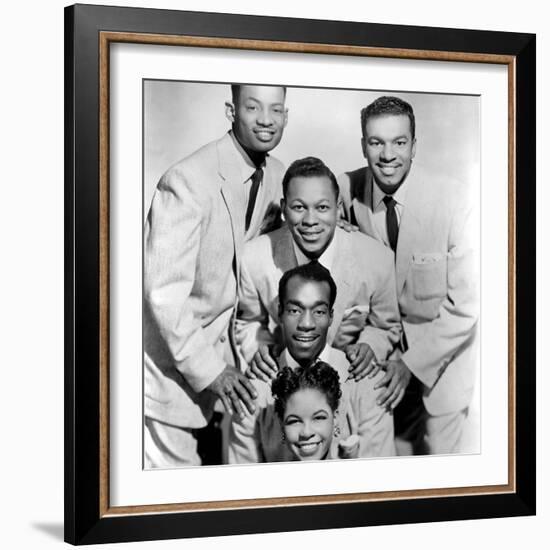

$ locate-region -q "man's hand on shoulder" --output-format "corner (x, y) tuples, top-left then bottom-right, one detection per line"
(246, 344), (279, 382)
(206, 365), (258, 420)
(373, 358), (412, 410)
(336, 218), (358, 233)
(345, 343), (378, 381)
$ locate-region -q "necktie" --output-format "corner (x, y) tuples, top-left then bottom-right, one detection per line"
(383, 195), (399, 253)
(245, 166), (263, 232)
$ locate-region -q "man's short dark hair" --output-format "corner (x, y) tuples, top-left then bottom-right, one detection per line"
(361, 96), (416, 140)
(281, 156), (339, 201)
(278, 262), (337, 311)
(231, 84), (287, 104)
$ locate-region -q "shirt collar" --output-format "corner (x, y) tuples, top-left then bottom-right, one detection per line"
(229, 130), (267, 182)
(291, 227), (339, 271)
(281, 344), (331, 370)
(372, 169), (411, 209)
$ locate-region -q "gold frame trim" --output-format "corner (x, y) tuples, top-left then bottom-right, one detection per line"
(98, 32), (516, 518)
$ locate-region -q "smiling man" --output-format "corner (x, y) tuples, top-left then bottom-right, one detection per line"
(229, 262), (395, 463)
(235, 156), (401, 384)
(144, 84), (288, 468)
(337, 96), (479, 455)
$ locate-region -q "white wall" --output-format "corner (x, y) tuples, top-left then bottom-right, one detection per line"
(0, 1), (545, 549)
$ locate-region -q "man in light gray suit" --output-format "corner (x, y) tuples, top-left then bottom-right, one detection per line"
(144, 84), (288, 467)
(337, 96), (478, 454)
(236, 156), (401, 383)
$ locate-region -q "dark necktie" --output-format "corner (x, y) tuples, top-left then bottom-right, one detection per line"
(245, 166), (263, 232)
(383, 195), (399, 253)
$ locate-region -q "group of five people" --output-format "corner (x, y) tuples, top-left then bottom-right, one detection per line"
(143, 83), (478, 466)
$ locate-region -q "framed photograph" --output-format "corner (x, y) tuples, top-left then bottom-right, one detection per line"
(65, 3), (536, 545)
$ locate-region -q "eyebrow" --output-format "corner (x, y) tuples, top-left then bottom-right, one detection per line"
(285, 299), (329, 308)
(283, 409), (329, 422)
(368, 134), (409, 141)
(243, 97), (285, 107)
(288, 198), (333, 205)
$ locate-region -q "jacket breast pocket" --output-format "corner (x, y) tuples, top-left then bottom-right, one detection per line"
(411, 253), (447, 300)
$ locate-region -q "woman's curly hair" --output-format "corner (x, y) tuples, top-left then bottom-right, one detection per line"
(271, 361), (342, 420)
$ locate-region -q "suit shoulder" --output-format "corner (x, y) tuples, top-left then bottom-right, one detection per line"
(412, 164), (468, 202)
(347, 229), (394, 263)
(159, 138), (220, 189)
(326, 348), (350, 379)
(242, 227), (287, 263)
(354, 368), (385, 397)
(242, 233), (271, 260)
(267, 154), (285, 173)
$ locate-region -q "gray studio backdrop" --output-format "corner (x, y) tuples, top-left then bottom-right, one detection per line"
(143, 81), (480, 214)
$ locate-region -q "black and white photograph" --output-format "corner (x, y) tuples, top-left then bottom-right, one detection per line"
(143, 80), (480, 468)
(59, 2), (538, 546)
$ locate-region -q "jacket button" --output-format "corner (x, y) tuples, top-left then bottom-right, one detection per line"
(220, 335), (226, 343)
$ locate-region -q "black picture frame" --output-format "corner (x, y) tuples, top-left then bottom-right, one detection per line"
(65, 3), (536, 545)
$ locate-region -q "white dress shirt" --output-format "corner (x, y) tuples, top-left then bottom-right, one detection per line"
(291, 227), (339, 271)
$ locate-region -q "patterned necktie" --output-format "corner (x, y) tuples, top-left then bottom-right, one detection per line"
(245, 166), (263, 232)
(383, 195), (399, 253)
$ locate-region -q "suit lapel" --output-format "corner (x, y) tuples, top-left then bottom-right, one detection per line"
(217, 135), (246, 278)
(396, 168), (424, 295)
(272, 227), (299, 274)
(354, 168), (382, 240)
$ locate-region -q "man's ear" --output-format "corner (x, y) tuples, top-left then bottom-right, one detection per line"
(411, 137), (417, 160)
(361, 137), (367, 159)
(283, 108), (289, 128)
(225, 101), (235, 124)
(328, 308), (334, 326)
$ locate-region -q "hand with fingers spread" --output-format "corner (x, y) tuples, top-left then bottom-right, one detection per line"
(345, 343), (379, 381)
(246, 344), (279, 382)
(206, 365), (258, 420)
(373, 358), (411, 410)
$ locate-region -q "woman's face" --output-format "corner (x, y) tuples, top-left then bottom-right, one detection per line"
(282, 388), (335, 461)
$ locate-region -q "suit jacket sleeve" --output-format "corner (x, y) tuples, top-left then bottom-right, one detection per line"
(235, 248), (275, 365)
(144, 170), (226, 393)
(350, 373), (395, 457)
(356, 251), (402, 360)
(402, 200), (479, 389)
(228, 381), (266, 463)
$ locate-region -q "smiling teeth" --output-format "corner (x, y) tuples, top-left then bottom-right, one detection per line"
(299, 443), (319, 451)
